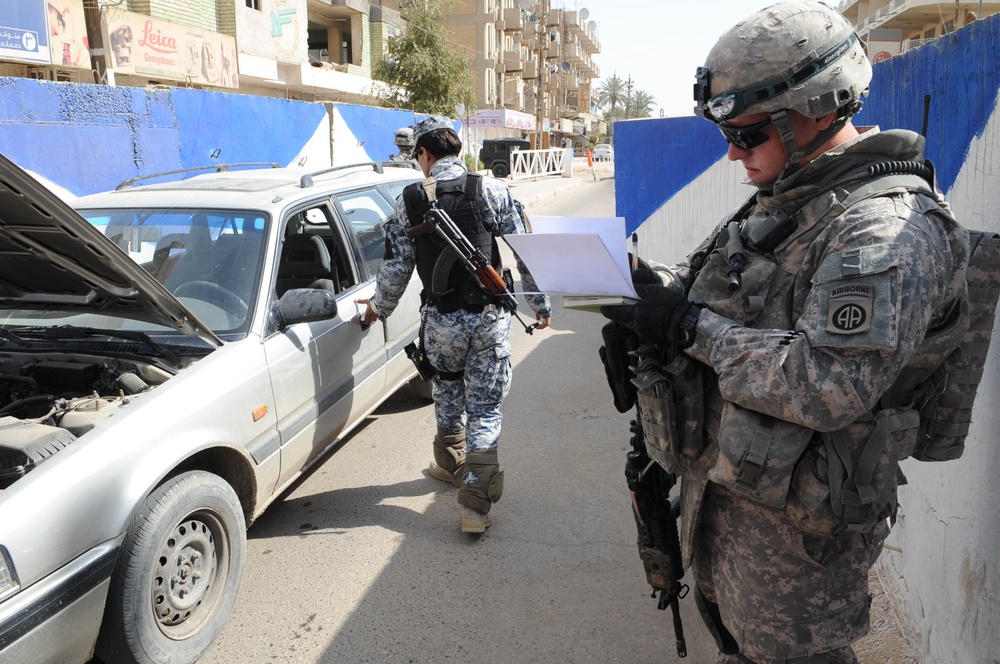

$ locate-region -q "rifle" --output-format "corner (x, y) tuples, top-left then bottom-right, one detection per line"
(599, 323), (688, 658)
(407, 177), (538, 334)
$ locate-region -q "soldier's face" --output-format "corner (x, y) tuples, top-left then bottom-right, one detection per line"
(724, 110), (836, 185)
(724, 112), (789, 185)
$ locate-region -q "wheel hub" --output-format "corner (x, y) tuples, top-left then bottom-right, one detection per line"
(153, 517), (220, 631)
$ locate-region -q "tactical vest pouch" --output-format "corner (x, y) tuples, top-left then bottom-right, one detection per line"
(912, 230), (1000, 461)
(785, 408), (918, 539)
(631, 345), (705, 473)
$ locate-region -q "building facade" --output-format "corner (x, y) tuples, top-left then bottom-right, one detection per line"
(0, 0), (605, 148)
(439, 0), (604, 148)
(837, 0), (1000, 58)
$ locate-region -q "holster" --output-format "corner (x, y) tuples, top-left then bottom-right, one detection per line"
(599, 321), (639, 413)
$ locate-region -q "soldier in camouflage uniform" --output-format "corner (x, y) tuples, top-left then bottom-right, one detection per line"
(358, 116), (551, 533)
(604, 3), (970, 662)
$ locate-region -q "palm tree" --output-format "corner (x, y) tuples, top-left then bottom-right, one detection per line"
(627, 89), (656, 119)
(596, 75), (625, 116)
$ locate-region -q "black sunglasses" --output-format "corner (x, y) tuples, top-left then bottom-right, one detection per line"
(718, 116), (773, 150)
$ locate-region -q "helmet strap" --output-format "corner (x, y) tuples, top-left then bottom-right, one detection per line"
(773, 108), (852, 180)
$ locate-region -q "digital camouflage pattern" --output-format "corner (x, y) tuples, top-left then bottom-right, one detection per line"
(664, 128), (969, 661)
(371, 155), (550, 455)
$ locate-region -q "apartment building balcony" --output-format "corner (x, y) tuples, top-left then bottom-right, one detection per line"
(579, 56), (598, 78)
(555, 72), (579, 89)
(523, 59), (539, 79)
(503, 78), (525, 109)
(565, 10), (600, 53)
(503, 49), (524, 72)
(504, 7), (525, 32)
(563, 42), (584, 65)
(312, 0), (370, 18)
(523, 20), (541, 45)
(839, 0), (1000, 40)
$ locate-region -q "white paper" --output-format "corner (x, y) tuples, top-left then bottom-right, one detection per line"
(503, 216), (637, 298)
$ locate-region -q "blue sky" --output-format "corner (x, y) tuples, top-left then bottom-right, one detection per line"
(559, 0), (790, 117)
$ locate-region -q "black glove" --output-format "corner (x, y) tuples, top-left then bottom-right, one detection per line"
(601, 285), (701, 349)
(629, 256), (661, 289)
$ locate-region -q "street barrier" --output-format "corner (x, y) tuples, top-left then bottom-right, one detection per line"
(511, 148), (570, 180)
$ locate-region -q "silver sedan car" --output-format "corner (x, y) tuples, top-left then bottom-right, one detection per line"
(0, 154), (428, 663)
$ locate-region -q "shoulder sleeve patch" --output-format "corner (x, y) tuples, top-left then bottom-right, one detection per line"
(810, 243), (900, 350)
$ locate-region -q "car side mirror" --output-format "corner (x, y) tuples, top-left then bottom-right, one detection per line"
(276, 288), (338, 328)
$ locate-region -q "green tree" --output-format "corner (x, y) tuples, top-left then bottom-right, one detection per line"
(627, 89), (656, 119)
(596, 74), (625, 116)
(372, 0), (476, 116)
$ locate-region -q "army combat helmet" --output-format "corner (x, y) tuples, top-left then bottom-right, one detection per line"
(693, 1), (872, 172)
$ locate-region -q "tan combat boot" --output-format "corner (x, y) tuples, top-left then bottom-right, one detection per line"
(428, 426), (465, 486)
(457, 448), (504, 533)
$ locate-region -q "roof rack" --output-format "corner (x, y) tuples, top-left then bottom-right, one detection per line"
(115, 162), (281, 190)
(299, 160), (419, 188)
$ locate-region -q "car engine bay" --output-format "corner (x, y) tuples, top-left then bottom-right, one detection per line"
(0, 353), (171, 490)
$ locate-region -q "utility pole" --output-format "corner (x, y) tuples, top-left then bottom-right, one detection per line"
(624, 76), (633, 120)
(534, 0), (549, 150)
(83, 0), (110, 85)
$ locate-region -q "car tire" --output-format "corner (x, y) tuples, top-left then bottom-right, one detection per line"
(408, 375), (434, 401)
(96, 471), (247, 664)
(491, 162), (510, 178)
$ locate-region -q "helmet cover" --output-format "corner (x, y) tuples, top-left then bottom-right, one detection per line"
(694, 1), (872, 122)
(412, 115), (457, 147)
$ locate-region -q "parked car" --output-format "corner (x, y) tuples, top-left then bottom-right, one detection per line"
(0, 155), (429, 664)
(592, 143), (614, 161)
(478, 137), (530, 178)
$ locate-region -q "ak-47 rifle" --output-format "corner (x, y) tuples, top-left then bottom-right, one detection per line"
(599, 323), (688, 658)
(406, 176), (538, 334)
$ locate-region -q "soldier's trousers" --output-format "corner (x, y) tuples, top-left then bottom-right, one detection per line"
(422, 305), (512, 452)
(694, 483), (878, 663)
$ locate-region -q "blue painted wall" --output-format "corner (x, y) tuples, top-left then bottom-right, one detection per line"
(615, 12), (1000, 233)
(0, 78), (327, 196)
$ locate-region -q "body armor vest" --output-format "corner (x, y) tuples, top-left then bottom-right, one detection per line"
(402, 174), (500, 313)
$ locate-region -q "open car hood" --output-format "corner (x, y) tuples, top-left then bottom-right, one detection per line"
(0, 153), (222, 348)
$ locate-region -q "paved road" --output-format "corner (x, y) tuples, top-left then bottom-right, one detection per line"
(196, 175), (718, 663)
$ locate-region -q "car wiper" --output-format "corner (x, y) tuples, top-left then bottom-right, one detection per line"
(0, 328), (31, 348)
(13, 325), (180, 364)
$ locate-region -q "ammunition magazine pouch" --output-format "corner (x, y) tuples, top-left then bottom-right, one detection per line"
(457, 450), (504, 514)
(631, 344), (705, 474)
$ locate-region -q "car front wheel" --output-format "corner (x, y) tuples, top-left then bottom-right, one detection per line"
(97, 471), (247, 664)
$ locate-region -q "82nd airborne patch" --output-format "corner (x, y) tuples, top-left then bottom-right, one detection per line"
(827, 283), (874, 334)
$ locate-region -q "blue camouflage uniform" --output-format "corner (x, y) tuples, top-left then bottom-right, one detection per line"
(369, 156), (551, 453)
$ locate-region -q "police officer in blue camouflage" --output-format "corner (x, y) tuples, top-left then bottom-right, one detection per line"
(357, 116), (551, 533)
(604, 2), (970, 662)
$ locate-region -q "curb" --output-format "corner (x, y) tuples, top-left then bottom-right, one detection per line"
(510, 177), (584, 207)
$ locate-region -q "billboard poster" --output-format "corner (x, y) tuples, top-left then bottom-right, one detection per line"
(867, 28), (902, 64)
(0, 0), (52, 65)
(469, 109), (536, 131)
(48, 0), (91, 69)
(103, 9), (238, 89)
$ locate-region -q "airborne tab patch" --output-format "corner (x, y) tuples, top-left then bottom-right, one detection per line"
(827, 283), (874, 334)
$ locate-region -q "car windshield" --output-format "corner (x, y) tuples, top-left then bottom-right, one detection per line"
(0, 207), (270, 339)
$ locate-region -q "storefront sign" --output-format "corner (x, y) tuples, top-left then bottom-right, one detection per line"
(103, 9), (238, 89)
(0, 0), (51, 64)
(469, 108), (538, 131)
